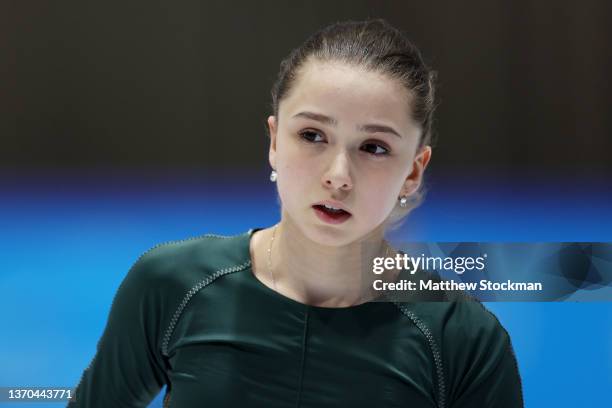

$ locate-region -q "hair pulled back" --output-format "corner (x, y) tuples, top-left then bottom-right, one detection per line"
(270, 18), (437, 148)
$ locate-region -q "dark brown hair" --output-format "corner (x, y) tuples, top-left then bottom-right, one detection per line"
(270, 18), (437, 148)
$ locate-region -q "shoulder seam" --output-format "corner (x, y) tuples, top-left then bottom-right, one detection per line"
(393, 302), (446, 408)
(72, 232), (250, 402)
(134, 231), (249, 265)
(160, 258), (252, 357)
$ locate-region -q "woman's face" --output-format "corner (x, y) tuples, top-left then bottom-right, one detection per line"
(268, 59), (431, 246)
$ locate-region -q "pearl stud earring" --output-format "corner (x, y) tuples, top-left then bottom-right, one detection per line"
(269, 170), (277, 182)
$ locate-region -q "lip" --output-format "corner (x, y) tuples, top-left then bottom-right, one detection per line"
(311, 200), (352, 225)
(312, 205), (352, 224)
(312, 200), (352, 214)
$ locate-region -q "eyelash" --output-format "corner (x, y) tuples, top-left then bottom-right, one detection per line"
(298, 130), (390, 156)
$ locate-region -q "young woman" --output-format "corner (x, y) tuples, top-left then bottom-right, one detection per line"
(69, 19), (523, 408)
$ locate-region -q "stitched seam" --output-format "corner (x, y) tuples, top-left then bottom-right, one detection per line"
(154, 231), (250, 406)
(71, 231), (249, 406)
(295, 308), (309, 408)
(133, 232), (242, 265)
(133, 231), (246, 355)
(393, 302), (446, 408)
(161, 259), (252, 357)
(157, 230), (251, 408)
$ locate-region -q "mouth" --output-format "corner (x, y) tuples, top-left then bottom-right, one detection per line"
(312, 204), (352, 224)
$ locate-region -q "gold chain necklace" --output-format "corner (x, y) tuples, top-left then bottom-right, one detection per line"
(267, 224), (279, 291)
(267, 224), (393, 299)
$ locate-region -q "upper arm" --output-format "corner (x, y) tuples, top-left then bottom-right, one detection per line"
(68, 252), (169, 407)
(443, 302), (524, 408)
(449, 339), (523, 408)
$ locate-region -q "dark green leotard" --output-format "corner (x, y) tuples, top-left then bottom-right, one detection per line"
(68, 228), (523, 407)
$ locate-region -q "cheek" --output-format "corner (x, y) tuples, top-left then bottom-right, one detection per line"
(358, 177), (398, 219)
(356, 160), (412, 220)
(276, 133), (298, 168)
(275, 147), (315, 206)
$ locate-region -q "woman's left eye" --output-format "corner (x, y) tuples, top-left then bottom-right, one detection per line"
(361, 143), (390, 156)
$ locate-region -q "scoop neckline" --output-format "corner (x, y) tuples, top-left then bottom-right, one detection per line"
(245, 227), (387, 312)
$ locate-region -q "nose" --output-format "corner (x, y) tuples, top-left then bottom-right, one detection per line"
(322, 150), (353, 191)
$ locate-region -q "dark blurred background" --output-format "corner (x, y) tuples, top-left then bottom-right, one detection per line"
(2, 0), (611, 174)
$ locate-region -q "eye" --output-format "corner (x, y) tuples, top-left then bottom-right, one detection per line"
(299, 130), (325, 143)
(361, 142), (390, 156)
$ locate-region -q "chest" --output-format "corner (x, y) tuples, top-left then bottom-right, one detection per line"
(163, 293), (437, 407)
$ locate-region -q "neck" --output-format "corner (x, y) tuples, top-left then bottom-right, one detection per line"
(269, 210), (392, 307)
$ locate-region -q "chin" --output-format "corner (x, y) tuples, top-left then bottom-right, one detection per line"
(284, 207), (374, 246)
(305, 223), (368, 247)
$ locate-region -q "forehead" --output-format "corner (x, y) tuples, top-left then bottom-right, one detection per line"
(279, 59), (416, 132)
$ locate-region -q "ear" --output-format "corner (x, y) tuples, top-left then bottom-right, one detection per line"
(402, 145), (432, 196)
(267, 115), (278, 170)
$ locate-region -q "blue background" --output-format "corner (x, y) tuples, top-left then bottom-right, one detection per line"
(1, 169), (611, 407)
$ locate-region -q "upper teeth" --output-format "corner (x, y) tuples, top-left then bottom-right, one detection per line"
(323, 204), (341, 210)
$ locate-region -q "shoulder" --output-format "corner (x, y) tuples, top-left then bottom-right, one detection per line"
(397, 299), (510, 357)
(396, 296), (509, 345)
(113, 231), (253, 356)
(127, 231), (253, 293)
(438, 300), (513, 382)
(440, 299), (509, 349)
(400, 299), (511, 362)
(395, 299), (518, 406)
(114, 231), (252, 331)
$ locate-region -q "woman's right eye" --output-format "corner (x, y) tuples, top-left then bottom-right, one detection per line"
(299, 130), (324, 143)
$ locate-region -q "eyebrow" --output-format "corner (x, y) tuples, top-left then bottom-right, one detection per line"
(292, 111), (403, 138)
